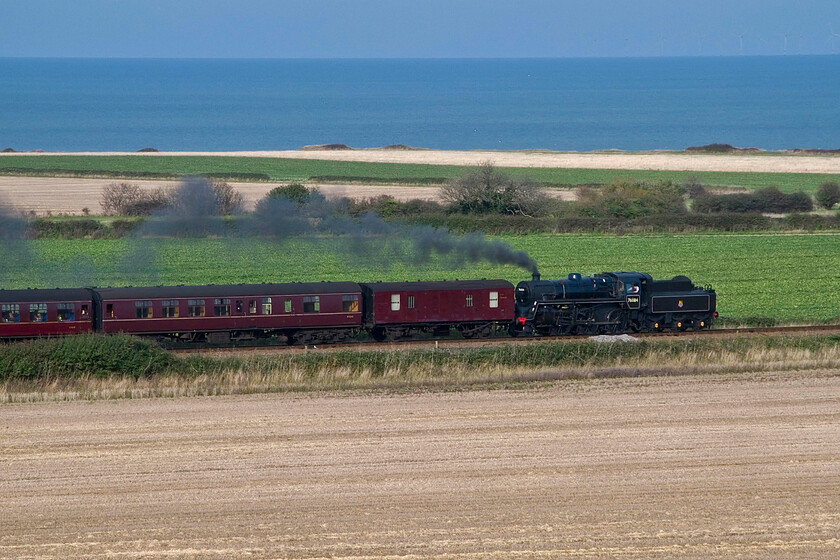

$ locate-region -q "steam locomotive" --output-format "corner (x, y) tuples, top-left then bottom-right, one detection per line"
(510, 272), (717, 336)
(0, 272), (715, 343)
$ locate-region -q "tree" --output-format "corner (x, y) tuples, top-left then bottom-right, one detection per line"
(265, 183), (312, 206)
(440, 161), (548, 216)
(815, 181), (840, 210)
(211, 180), (244, 215)
(100, 182), (171, 216)
(100, 182), (142, 215)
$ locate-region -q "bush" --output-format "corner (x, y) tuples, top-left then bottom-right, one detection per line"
(682, 174), (707, 199)
(122, 188), (171, 216)
(30, 218), (103, 239)
(0, 334), (174, 380)
(691, 194), (723, 213)
(101, 178), (244, 216)
(100, 182), (141, 215)
(100, 182), (172, 216)
(345, 196), (446, 219)
(569, 179), (686, 219)
(692, 187), (813, 214)
(264, 182), (312, 206)
(815, 181), (840, 210)
(786, 191), (814, 212)
(440, 161), (549, 216)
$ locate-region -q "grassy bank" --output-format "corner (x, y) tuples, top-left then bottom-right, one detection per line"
(2, 333), (839, 402)
(1, 155), (838, 193)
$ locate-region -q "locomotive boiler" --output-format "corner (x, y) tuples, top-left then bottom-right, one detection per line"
(510, 272), (716, 336)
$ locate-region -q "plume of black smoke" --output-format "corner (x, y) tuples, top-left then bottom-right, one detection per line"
(121, 176), (229, 285)
(248, 189), (539, 276)
(0, 205), (35, 287)
(144, 175), (227, 238)
(117, 177), (539, 285)
(0, 200), (104, 289)
(351, 212), (538, 275)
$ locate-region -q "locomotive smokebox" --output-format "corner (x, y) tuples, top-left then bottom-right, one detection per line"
(532, 272), (540, 282)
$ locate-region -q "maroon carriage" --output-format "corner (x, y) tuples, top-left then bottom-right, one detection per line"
(94, 282), (363, 344)
(0, 288), (94, 338)
(360, 280), (515, 340)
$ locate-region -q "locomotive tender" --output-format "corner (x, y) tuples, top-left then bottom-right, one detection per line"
(0, 272), (715, 343)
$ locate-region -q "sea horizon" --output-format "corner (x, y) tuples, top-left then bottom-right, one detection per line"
(2, 56), (839, 152)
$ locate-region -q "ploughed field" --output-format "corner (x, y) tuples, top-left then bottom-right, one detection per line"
(6, 233), (840, 323)
(2, 370), (839, 559)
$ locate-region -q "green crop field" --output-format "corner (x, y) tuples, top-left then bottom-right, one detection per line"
(1, 154), (837, 193)
(3, 232), (839, 323)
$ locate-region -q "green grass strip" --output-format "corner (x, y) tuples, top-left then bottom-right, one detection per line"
(1, 155), (838, 193)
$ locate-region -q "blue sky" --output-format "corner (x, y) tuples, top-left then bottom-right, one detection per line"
(3, 0), (840, 58)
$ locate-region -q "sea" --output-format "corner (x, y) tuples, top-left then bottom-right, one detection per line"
(2, 56), (839, 152)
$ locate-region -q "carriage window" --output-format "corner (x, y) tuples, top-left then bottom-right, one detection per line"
(162, 300), (179, 318)
(249, 300), (257, 314)
(81, 304), (89, 318)
(106, 303), (114, 318)
(30, 303), (47, 322)
(214, 298), (231, 316)
(188, 299), (205, 317)
(262, 298), (272, 314)
(303, 296), (320, 313)
(58, 303), (76, 322)
(342, 295), (359, 312)
(390, 294), (400, 311)
(2, 304), (20, 323)
(466, 294), (473, 307)
(284, 299), (292, 313)
(135, 300), (152, 319)
(489, 291), (499, 308)
(236, 300), (243, 313)
(407, 296), (415, 309)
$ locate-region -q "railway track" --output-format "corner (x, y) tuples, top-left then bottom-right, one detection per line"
(169, 323), (840, 355)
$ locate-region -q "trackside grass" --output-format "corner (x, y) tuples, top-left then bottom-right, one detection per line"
(1, 155), (838, 192)
(2, 334), (840, 402)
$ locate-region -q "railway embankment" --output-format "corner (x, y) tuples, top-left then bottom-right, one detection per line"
(2, 331), (839, 402)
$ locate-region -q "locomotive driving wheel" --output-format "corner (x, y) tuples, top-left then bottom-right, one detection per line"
(605, 309), (628, 334)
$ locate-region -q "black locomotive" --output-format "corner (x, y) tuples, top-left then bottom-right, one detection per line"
(510, 272), (716, 336)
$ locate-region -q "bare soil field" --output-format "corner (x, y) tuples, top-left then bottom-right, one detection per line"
(2, 370), (839, 559)
(0, 178), (458, 215)
(6, 149), (840, 173)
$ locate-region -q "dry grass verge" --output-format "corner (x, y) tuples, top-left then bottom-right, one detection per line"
(2, 334), (839, 402)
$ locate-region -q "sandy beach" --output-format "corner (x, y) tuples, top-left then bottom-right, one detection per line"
(4, 148), (840, 173)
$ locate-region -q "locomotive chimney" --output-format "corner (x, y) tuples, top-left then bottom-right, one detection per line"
(532, 272), (540, 281)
